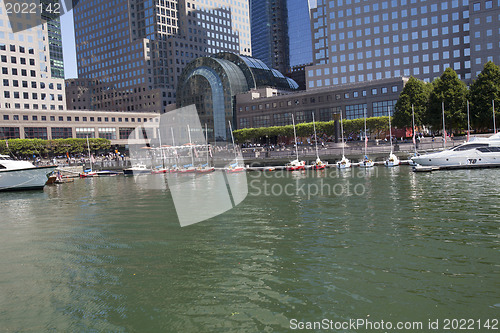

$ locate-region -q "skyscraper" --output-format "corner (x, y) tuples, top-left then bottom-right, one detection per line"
(73, 0), (251, 112)
(250, 0), (290, 74)
(307, 0), (500, 89)
(0, 1), (66, 113)
(287, 0), (314, 68)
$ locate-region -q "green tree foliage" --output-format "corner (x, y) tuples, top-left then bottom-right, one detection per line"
(0, 138), (111, 157)
(469, 61), (500, 130)
(426, 68), (468, 133)
(393, 77), (430, 129)
(232, 117), (390, 143)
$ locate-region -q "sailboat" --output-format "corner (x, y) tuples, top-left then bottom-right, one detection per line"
(359, 108), (374, 168)
(286, 114), (306, 171)
(152, 128), (169, 173)
(336, 111), (351, 169)
(408, 104), (419, 166)
(225, 120), (245, 172)
(384, 107), (400, 167)
(79, 136), (98, 177)
(311, 112), (326, 170)
(196, 123), (215, 173)
(177, 125), (197, 173)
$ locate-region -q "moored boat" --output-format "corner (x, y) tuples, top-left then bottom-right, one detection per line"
(123, 164), (151, 175)
(411, 132), (500, 167)
(0, 155), (57, 191)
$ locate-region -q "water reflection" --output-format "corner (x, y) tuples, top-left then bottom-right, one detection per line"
(0, 168), (499, 331)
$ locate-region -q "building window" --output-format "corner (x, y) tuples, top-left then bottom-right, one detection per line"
(0, 127), (20, 139)
(98, 128), (116, 140)
(25, 127), (48, 139)
(75, 128), (95, 138)
(372, 100), (398, 117)
(51, 127), (73, 139)
(345, 104), (367, 120)
(119, 127), (135, 139)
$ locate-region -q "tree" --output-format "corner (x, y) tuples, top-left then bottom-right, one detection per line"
(393, 77), (430, 129)
(469, 61), (500, 131)
(426, 68), (468, 133)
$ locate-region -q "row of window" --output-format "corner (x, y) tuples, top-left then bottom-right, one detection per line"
(240, 86), (399, 112)
(238, 101), (398, 128)
(0, 126), (139, 140)
(1, 114), (157, 124)
(2, 91), (63, 101)
(1, 77), (62, 90)
(3, 103), (64, 110)
(0, 44), (35, 54)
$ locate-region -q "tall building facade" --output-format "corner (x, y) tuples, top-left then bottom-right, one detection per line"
(0, 1), (66, 114)
(250, 0), (290, 74)
(73, 0), (251, 112)
(307, 0), (500, 89)
(287, 0), (314, 68)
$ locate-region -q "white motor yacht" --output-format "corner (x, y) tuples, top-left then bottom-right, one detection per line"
(411, 133), (500, 167)
(0, 155), (57, 191)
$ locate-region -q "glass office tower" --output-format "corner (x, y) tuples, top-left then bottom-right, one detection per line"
(250, 0), (290, 74)
(73, 0), (251, 112)
(307, 0), (500, 89)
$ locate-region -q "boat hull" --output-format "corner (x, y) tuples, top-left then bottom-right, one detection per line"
(123, 169), (151, 175)
(359, 161), (375, 168)
(311, 164), (326, 170)
(0, 166), (57, 191)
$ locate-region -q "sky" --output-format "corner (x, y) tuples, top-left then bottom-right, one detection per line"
(61, 11), (77, 79)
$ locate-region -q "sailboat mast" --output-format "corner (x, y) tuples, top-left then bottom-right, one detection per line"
(312, 112), (319, 160)
(467, 100), (471, 142)
(86, 136), (92, 171)
(442, 101), (446, 149)
(340, 111), (345, 157)
(171, 127), (178, 167)
(412, 104), (417, 154)
(228, 120), (237, 160)
(388, 106), (393, 154)
(205, 123), (209, 166)
(493, 100), (497, 133)
(364, 108), (368, 157)
(187, 125), (194, 166)
(158, 128), (165, 168)
(292, 114), (299, 160)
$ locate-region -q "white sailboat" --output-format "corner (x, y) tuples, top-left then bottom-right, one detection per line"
(384, 107), (400, 167)
(286, 114), (306, 171)
(337, 111), (351, 169)
(359, 108), (374, 168)
(197, 123), (215, 173)
(311, 112), (326, 170)
(408, 104), (419, 166)
(225, 120), (245, 172)
(80, 136), (98, 177)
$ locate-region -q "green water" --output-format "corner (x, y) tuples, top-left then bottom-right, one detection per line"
(0, 168), (498, 332)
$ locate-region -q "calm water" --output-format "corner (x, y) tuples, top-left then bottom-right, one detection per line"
(0, 167), (499, 332)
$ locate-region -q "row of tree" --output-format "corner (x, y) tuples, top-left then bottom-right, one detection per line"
(233, 117), (391, 143)
(393, 61), (500, 133)
(0, 138), (111, 157)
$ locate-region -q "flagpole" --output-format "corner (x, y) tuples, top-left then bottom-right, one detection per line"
(466, 100), (471, 142)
